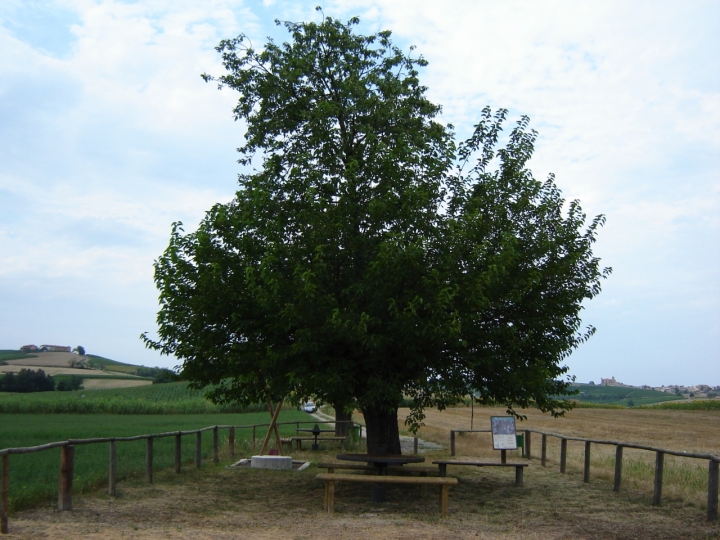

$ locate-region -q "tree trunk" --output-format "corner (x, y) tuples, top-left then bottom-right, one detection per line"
(334, 405), (352, 437)
(362, 405), (401, 455)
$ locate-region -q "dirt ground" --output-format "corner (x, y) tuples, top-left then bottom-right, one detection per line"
(5, 405), (720, 539)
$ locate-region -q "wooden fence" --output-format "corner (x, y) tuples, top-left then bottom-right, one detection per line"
(0, 420), (358, 534)
(450, 428), (720, 522)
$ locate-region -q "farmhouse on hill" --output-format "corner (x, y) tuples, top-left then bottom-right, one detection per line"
(20, 344), (39, 352)
(39, 344), (71, 352)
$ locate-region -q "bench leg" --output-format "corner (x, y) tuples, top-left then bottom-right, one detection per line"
(438, 464), (447, 477)
(324, 482), (328, 510)
(439, 485), (449, 518)
(327, 481), (335, 515)
(516, 466), (523, 487)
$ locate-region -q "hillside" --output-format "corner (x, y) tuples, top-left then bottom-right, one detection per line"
(569, 383), (684, 406)
(0, 350), (158, 389)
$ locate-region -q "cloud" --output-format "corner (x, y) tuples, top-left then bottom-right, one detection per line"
(0, 0), (718, 380)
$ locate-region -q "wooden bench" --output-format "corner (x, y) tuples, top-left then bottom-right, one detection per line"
(317, 463), (438, 476)
(292, 436), (346, 450)
(432, 460), (528, 486)
(316, 473), (458, 517)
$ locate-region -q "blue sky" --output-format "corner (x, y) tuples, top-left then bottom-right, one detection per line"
(1, 0), (718, 386)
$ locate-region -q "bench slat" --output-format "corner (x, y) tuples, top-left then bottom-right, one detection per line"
(316, 473), (457, 485)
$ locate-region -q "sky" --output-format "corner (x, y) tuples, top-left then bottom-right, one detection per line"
(0, 0), (718, 387)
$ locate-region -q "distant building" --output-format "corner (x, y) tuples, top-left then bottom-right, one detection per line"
(40, 344), (71, 353)
(20, 344), (39, 352)
(600, 376), (627, 387)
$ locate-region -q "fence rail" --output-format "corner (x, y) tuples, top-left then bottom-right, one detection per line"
(0, 419), (358, 534)
(449, 427), (720, 522)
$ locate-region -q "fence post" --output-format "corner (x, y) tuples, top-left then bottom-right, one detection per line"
(1, 454), (8, 534)
(450, 431), (455, 457)
(583, 441), (591, 483)
(653, 451), (664, 506)
(108, 440), (116, 496)
(501, 449), (507, 464)
(58, 445), (74, 511)
(708, 460), (719, 521)
(613, 445), (623, 492)
(252, 426), (256, 451)
(413, 437), (418, 456)
(525, 430), (531, 459)
(213, 426), (219, 464)
(175, 433), (181, 473)
(145, 437), (153, 484)
(560, 438), (567, 473)
(541, 434), (547, 467)
(229, 427), (235, 459)
(195, 432), (202, 469)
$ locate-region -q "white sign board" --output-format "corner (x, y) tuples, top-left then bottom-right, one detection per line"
(491, 416), (517, 450)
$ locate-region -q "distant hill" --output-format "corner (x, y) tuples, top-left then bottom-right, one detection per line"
(568, 383), (684, 406)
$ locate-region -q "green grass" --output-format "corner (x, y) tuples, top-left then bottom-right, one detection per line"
(0, 410), (322, 511)
(0, 382), (268, 414)
(0, 350), (37, 362)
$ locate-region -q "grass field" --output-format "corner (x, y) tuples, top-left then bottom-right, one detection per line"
(0, 381), (269, 414)
(411, 404), (720, 513)
(567, 383), (684, 406)
(0, 410), (324, 511)
(0, 350), (37, 362)
(5, 408), (720, 539)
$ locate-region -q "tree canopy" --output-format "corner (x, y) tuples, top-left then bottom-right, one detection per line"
(143, 12), (610, 455)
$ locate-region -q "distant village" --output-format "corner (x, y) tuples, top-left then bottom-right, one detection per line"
(20, 344), (74, 353)
(595, 377), (719, 398)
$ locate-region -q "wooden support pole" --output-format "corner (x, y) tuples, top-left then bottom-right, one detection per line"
(252, 426), (256, 450)
(541, 434), (547, 467)
(58, 445), (74, 511)
(583, 441), (591, 483)
(195, 432), (202, 469)
(327, 481), (335, 515)
(213, 426), (219, 464)
(613, 445), (623, 492)
(653, 451), (664, 506)
(525, 430), (531, 459)
(708, 460), (719, 522)
(175, 433), (181, 473)
(260, 400), (284, 456)
(560, 438), (567, 473)
(515, 466), (524, 487)
(1, 454), (9, 534)
(501, 449), (507, 464)
(145, 437), (153, 484)
(440, 484), (449, 518)
(267, 400), (285, 455)
(413, 437), (418, 455)
(108, 440), (116, 496)
(228, 427), (235, 459)
(450, 431), (455, 457)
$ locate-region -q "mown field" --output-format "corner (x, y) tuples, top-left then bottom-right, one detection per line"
(0, 410), (324, 511)
(410, 404), (720, 513)
(0, 350), (37, 362)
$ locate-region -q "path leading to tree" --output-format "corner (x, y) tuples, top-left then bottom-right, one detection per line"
(310, 410), (443, 453)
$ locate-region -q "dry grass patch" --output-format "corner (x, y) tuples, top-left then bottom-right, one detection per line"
(7, 448), (720, 539)
(407, 405), (720, 512)
(80, 379), (153, 390)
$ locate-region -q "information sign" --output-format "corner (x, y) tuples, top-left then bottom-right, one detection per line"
(490, 416), (517, 450)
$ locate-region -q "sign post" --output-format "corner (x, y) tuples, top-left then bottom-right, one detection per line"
(491, 417), (517, 463)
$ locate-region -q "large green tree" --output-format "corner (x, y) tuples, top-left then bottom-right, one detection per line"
(143, 13), (610, 455)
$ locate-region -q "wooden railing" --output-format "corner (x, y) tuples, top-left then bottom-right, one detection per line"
(0, 420), (358, 534)
(449, 428), (720, 522)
